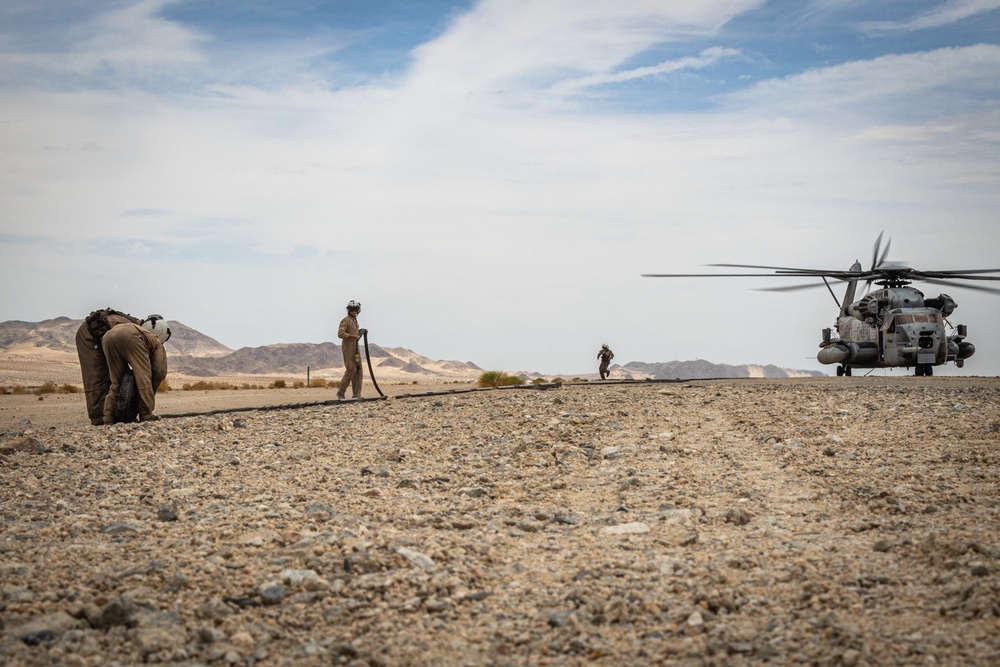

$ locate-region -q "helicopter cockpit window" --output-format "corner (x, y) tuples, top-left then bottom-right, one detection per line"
(893, 312), (942, 326)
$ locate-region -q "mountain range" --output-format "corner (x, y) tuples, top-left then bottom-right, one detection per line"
(0, 317), (824, 382)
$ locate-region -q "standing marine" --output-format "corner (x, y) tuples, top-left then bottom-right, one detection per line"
(597, 344), (614, 380)
(101, 315), (170, 424)
(337, 300), (367, 399)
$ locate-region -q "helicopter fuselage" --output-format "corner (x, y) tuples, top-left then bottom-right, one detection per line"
(817, 286), (975, 375)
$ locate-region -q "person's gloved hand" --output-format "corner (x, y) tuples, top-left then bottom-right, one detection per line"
(358, 328), (368, 336)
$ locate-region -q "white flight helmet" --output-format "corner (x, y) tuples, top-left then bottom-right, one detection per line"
(142, 314), (171, 343)
(346, 300), (361, 313)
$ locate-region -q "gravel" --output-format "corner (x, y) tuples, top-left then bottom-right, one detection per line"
(1, 378), (999, 666)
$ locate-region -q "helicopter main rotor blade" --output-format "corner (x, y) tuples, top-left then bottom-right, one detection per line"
(914, 270), (1000, 279)
(708, 263), (837, 273)
(640, 272), (821, 278)
(921, 269), (1000, 277)
(871, 231), (885, 271)
(917, 277), (1000, 295)
(754, 282), (834, 293)
(877, 236), (891, 267)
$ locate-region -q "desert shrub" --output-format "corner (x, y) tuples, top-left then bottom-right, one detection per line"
(9, 385), (30, 395)
(33, 382), (58, 395)
(309, 378), (328, 388)
(59, 383), (81, 393)
(531, 378), (547, 385)
(157, 380), (171, 392)
(551, 377), (564, 384)
(293, 381), (305, 389)
(478, 371), (525, 388)
(183, 380), (235, 391)
(271, 380), (287, 389)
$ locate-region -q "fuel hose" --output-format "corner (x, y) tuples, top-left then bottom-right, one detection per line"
(362, 330), (385, 397)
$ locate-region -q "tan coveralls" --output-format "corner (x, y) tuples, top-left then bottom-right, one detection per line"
(101, 323), (168, 423)
(598, 347), (614, 380)
(75, 312), (140, 425)
(337, 314), (363, 398)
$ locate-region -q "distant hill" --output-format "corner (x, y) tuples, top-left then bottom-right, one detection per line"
(619, 359), (825, 379)
(0, 317), (485, 382)
(0, 317), (823, 382)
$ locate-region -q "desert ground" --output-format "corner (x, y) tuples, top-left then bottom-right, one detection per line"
(2, 375), (999, 666)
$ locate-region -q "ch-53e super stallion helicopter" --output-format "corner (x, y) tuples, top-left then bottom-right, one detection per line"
(643, 233), (1000, 376)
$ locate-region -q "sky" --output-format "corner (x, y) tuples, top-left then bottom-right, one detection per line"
(2, 0), (999, 377)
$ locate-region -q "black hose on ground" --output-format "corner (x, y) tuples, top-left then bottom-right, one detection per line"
(362, 330), (385, 398)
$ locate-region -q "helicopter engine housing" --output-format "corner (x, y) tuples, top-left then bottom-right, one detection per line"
(924, 294), (957, 317)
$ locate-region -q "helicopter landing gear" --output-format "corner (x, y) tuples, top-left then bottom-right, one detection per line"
(915, 364), (934, 377)
(836, 365), (852, 377)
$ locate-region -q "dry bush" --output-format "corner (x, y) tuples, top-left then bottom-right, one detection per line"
(183, 380), (235, 391)
(478, 371), (525, 388)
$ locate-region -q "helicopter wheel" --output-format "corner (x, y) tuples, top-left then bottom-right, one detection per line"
(924, 364), (933, 376)
(836, 365), (844, 377)
(845, 367), (852, 376)
(915, 364), (927, 376)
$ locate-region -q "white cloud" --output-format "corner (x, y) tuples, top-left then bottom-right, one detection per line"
(861, 0), (1000, 34)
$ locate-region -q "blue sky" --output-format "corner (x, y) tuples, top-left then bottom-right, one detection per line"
(2, 0), (999, 376)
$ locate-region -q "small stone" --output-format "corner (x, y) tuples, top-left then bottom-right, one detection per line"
(199, 626), (227, 643)
(548, 611), (571, 628)
(724, 508), (751, 526)
(872, 539), (892, 553)
(600, 522), (649, 535)
(94, 597), (135, 629)
(10, 612), (82, 643)
(280, 569), (320, 585)
(396, 547), (436, 568)
(259, 584), (286, 605)
(685, 610), (705, 635)
(157, 504), (178, 522)
(230, 631), (255, 647)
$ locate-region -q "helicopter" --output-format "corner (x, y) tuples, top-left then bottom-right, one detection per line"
(643, 233), (1000, 376)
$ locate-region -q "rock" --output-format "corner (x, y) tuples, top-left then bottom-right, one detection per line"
(0, 436), (46, 455)
(724, 508), (751, 526)
(685, 610), (705, 636)
(600, 522), (650, 535)
(873, 539), (892, 553)
(395, 547), (436, 568)
(259, 584), (286, 605)
(280, 569), (321, 585)
(199, 626), (227, 643)
(157, 503), (178, 521)
(8, 611), (83, 643)
(92, 597), (136, 629)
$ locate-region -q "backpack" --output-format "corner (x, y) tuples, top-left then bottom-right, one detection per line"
(84, 308), (140, 349)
